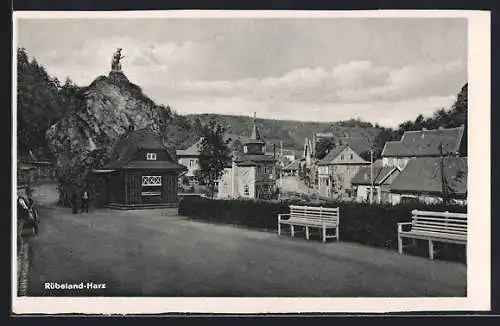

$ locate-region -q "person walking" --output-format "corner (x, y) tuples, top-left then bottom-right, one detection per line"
(81, 190), (89, 213)
(71, 191), (78, 214)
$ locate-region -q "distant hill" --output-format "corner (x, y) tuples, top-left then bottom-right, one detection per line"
(182, 114), (382, 153)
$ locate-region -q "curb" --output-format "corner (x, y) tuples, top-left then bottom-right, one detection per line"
(17, 239), (30, 297)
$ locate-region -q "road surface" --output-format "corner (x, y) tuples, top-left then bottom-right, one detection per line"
(27, 183), (466, 297)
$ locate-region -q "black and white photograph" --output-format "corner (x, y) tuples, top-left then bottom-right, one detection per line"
(12, 10), (490, 314)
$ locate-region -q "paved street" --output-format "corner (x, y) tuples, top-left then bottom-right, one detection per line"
(27, 183), (466, 297)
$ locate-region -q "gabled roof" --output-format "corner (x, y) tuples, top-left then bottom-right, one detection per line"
(103, 128), (184, 170)
(317, 146), (346, 166)
(382, 126), (464, 157)
(390, 157), (467, 197)
(337, 137), (372, 155)
(176, 137), (204, 157)
(351, 160), (398, 186)
(283, 160), (300, 171)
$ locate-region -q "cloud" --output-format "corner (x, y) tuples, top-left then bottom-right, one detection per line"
(161, 59), (466, 105)
(153, 94), (456, 128)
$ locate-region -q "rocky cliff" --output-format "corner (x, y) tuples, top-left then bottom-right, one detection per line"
(46, 71), (162, 205)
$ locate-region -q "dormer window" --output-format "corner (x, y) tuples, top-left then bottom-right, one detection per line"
(243, 145), (248, 154)
(146, 153), (157, 160)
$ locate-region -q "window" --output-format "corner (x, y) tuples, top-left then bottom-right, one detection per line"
(244, 185), (250, 196)
(141, 176), (162, 196)
(243, 145), (248, 153)
(146, 153), (157, 160)
(340, 154), (344, 160)
(350, 153), (353, 160)
(189, 159), (194, 168)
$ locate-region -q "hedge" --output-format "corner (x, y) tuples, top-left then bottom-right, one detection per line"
(179, 197), (467, 252)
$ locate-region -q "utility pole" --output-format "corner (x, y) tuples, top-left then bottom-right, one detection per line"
(439, 142), (449, 205)
(370, 148), (374, 204)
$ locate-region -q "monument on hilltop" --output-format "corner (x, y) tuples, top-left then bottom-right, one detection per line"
(111, 48), (125, 72)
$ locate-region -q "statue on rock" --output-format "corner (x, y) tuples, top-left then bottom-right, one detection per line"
(111, 48), (125, 72)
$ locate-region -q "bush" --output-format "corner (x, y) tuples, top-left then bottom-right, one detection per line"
(179, 197), (467, 251)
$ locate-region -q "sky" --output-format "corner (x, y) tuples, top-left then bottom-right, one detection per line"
(16, 17), (467, 128)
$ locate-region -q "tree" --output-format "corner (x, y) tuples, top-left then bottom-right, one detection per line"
(192, 118), (203, 137)
(314, 137), (336, 159)
(452, 83), (468, 156)
(197, 119), (231, 198)
(151, 104), (172, 148)
(17, 47), (66, 159)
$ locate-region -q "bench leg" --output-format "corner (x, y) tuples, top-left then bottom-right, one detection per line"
(305, 226), (310, 240)
(291, 225), (295, 237)
(278, 222), (281, 236)
(398, 234), (403, 255)
(322, 226), (326, 243)
(336, 226), (339, 242)
(428, 240), (434, 260)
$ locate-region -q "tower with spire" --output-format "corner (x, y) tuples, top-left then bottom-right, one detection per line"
(216, 113), (276, 199)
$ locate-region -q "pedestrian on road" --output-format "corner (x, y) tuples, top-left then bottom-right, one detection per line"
(81, 190), (89, 213)
(71, 191), (78, 214)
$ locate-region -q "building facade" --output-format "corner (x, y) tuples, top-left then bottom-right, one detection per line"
(217, 116), (276, 200)
(389, 156), (467, 205)
(351, 160), (401, 204)
(94, 128), (186, 213)
(381, 125), (465, 169)
(317, 145), (370, 198)
(379, 125), (467, 205)
(176, 137), (203, 177)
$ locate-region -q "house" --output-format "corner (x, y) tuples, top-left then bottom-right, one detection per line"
(381, 125), (465, 170)
(282, 160), (300, 176)
(17, 162), (37, 185)
(176, 137), (203, 178)
(301, 137), (318, 186)
(217, 116), (276, 200)
(280, 149), (296, 163)
(17, 150), (56, 185)
(93, 128), (186, 213)
(351, 159), (401, 204)
(389, 156), (467, 205)
(317, 144), (370, 198)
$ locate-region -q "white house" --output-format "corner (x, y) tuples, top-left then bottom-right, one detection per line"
(381, 125), (465, 170)
(176, 138), (204, 177)
(317, 144), (370, 198)
(389, 156), (467, 205)
(351, 159), (401, 204)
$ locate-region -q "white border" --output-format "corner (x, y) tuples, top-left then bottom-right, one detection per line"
(12, 10), (491, 314)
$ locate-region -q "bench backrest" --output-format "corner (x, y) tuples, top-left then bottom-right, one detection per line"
(289, 205), (340, 223)
(411, 209), (467, 236)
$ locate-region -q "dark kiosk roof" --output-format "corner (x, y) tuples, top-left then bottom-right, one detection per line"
(390, 157), (467, 197)
(382, 126), (464, 157)
(351, 160), (397, 186)
(103, 128), (185, 170)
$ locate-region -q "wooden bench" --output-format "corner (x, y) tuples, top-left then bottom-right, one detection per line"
(397, 209), (467, 260)
(278, 205), (340, 243)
